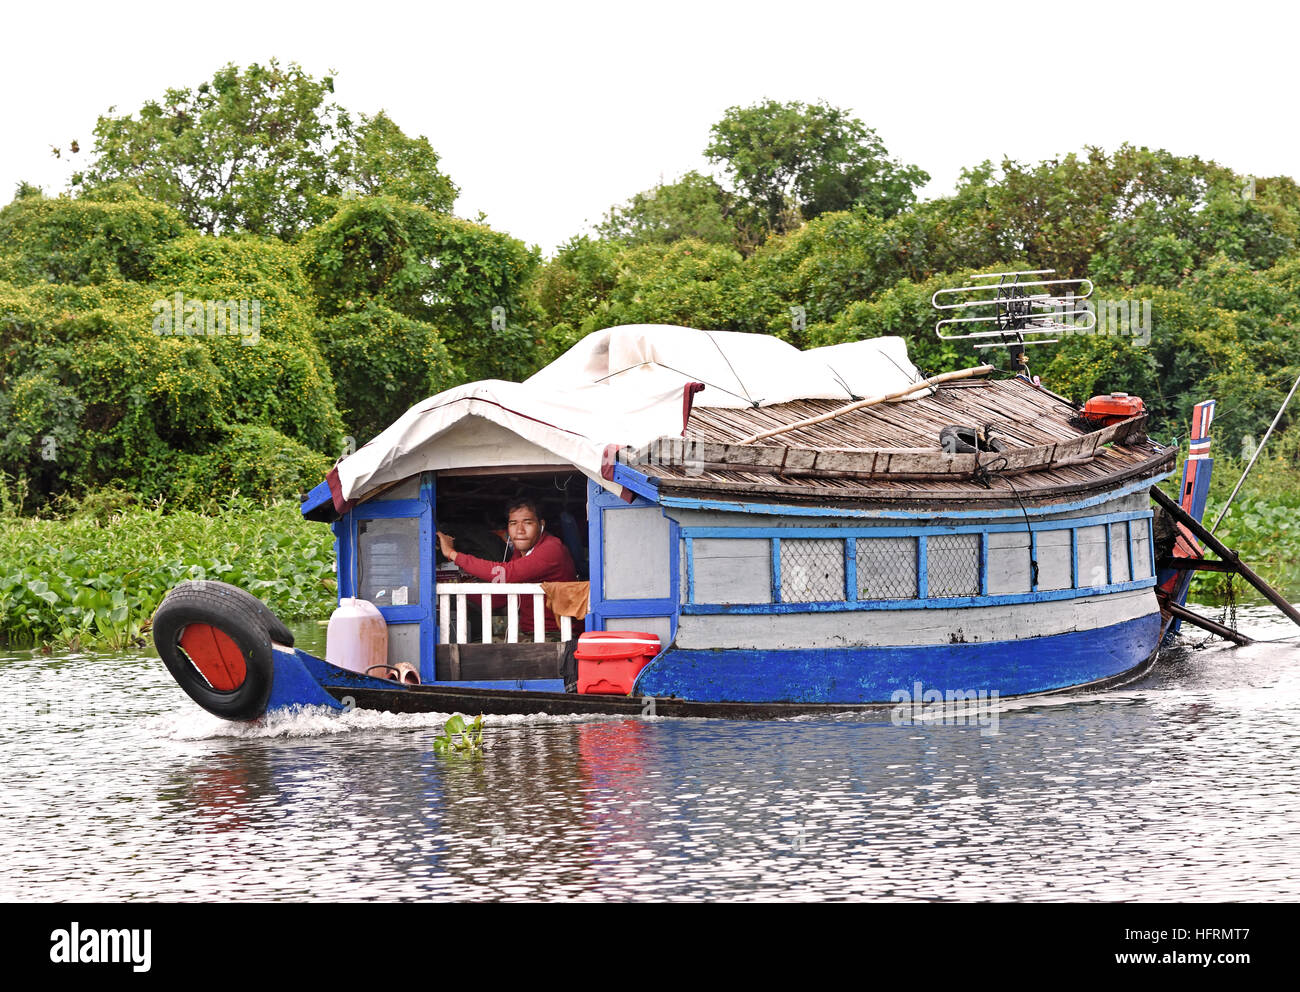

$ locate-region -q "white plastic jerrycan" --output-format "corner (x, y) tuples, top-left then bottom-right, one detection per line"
(326, 598), (389, 677)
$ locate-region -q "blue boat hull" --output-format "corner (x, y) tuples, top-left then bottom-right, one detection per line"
(633, 612), (1163, 704)
(257, 610), (1162, 717)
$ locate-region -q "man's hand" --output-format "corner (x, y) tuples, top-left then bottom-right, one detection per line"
(435, 531), (457, 562)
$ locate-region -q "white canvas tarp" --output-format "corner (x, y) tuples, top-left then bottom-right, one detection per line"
(331, 324), (927, 504)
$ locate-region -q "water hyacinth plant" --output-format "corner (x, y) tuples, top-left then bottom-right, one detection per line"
(0, 495), (336, 649)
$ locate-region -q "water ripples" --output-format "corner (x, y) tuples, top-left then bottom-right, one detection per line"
(2, 605), (1298, 900)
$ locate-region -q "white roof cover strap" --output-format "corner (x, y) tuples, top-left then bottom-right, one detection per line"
(332, 324), (926, 504)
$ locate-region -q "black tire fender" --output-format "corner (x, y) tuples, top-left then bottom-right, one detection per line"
(152, 582), (277, 721)
(182, 579), (295, 646)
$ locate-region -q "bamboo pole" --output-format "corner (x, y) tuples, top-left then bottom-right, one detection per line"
(734, 365), (995, 446)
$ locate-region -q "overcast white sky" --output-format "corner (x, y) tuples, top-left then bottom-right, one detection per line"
(2, 1), (1295, 255)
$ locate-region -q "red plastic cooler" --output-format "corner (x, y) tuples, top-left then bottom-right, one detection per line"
(575, 631), (662, 695)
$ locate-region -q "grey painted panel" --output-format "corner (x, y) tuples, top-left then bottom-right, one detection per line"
(373, 476), (422, 501)
(1076, 525), (1109, 589)
(986, 531), (1031, 595)
(613, 615), (673, 646)
(675, 587), (1157, 650)
(603, 507), (670, 600)
(1110, 523), (1131, 583)
(694, 538), (772, 604)
(928, 534), (980, 597)
(1131, 518), (1153, 580)
(386, 623), (421, 666)
(1036, 529), (1073, 591)
(857, 537), (918, 599)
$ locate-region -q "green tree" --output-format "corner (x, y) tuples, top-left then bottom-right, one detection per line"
(332, 110), (458, 212)
(705, 100), (928, 238)
(304, 196), (540, 382)
(70, 61), (456, 239)
(596, 171), (738, 247)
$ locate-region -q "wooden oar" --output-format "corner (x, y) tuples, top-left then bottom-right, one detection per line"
(734, 364), (994, 446)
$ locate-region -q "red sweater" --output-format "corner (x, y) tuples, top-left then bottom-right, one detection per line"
(453, 533), (578, 631)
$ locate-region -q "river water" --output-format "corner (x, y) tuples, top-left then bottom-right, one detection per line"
(3, 603), (1299, 902)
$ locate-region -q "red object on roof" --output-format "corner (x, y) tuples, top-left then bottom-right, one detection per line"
(575, 631), (662, 695)
(1082, 392), (1145, 425)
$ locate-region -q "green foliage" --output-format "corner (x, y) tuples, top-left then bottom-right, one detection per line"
(146, 232), (343, 451)
(69, 61), (457, 239)
(71, 60), (350, 238)
(596, 171), (739, 248)
(304, 196), (541, 381)
(803, 266), (1022, 373)
(317, 303), (458, 442)
(0, 499), (336, 648)
(431, 713), (485, 754)
(0, 186), (187, 285)
(532, 239), (748, 343)
(0, 227), (342, 509)
(706, 99), (928, 237)
(171, 424), (333, 504)
(1159, 435), (1300, 604)
(334, 111), (458, 212)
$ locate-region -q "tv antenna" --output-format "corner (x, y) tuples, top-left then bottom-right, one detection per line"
(933, 270), (1095, 375)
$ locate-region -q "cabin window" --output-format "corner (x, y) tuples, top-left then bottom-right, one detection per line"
(926, 534), (980, 597)
(357, 517), (422, 606)
(780, 538), (845, 602)
(856, 537), (919, 599)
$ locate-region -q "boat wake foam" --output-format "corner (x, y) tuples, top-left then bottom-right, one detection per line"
(151, 704), (647, 740)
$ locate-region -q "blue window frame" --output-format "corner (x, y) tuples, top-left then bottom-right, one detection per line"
(333, 473), (437, 682)
(676, 508), (1156, 615)
(586, 478), (680, 637)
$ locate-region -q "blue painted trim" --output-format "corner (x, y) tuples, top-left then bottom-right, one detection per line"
(586, 477), (682, 637)
(1105, 522), (1114, 584)
(917, 535), (929, 598)
(611, 463), (660, 502)
(771, 538), (782, 603)
(586, 478), (605, 631)
(421, 473), (436, 682)
(678, 506), (1159, 615)
(845, 539), (858, 603)
(343, 483), (435, 680)
(677, 507), (1151, 541)
(300, 479), (333, 518)
(978, 533), (989, 596)
(658, 469), (1172, 519)
(678, 577), (1156, 614)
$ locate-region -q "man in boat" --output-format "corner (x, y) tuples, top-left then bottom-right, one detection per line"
(436, 498), (579, 636)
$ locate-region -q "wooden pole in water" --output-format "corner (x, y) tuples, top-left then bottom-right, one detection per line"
(1164, 602), (1254, 646)
(733, 364), (995, 446)
(1151, 486), (1300, 629)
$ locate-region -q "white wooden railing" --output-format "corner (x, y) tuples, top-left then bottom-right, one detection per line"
(435, 582), (573, 644)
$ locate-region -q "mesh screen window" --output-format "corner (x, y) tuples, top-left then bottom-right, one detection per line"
(357, 517), (421, 607)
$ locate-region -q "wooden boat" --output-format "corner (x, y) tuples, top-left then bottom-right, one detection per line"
(154, 273), (1213, 721)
